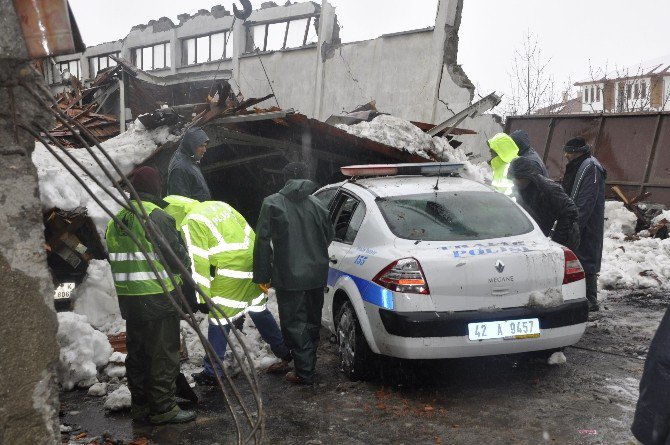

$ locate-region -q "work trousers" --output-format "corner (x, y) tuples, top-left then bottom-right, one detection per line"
(585, 273), (599, 309)
(119, 293), (180, 419)
(275, 288), (324, 384)
(203, 308), (290, 376)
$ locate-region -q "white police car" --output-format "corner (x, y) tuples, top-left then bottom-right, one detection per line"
(315, 163), (588, 380)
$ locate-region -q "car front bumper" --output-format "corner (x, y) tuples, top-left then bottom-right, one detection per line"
(371, 298), (588, 359)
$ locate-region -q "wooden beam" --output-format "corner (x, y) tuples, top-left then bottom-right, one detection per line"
(202, 151), (286, 173)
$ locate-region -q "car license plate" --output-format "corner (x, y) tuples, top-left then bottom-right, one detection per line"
(54, 282), (75, 300)
(468, 318), (540, 341)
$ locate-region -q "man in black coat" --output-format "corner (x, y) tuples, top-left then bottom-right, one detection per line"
(561, 137), (607, 312)
(632, 307), (670, 445)
(167, 127), (212, 201)
(510, 129), (549, 176)
(507, 157), (580, 251)
(253, 162), (335, 385)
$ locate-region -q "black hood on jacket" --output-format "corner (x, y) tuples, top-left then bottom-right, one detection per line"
(510, 130), (531, 155)
(279, 179), (318, 202)
(508, 156), (539, 182)
(179, 127), (209, 157)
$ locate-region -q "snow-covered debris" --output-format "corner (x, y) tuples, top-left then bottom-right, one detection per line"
(652, 209), (670, 225)
(104, 385), (131, 411)
(57, 312), (113, 390)
(600, 202), (670, 290)
(528, 288), (564, 308)
(32, 120), (178, 240)
(87, 382), (108, 397)
(335, 114), (492, 184)
(72, 260), (122, 333)
(547, 351), (567, 365)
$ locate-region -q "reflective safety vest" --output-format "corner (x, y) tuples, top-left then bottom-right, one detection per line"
(106, 201), (175, 296)
(488, 133), (519, 196)
(166, 198), (265, 324)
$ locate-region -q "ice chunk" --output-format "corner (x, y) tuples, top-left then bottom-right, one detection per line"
(547, 351), (567, 365)
(88, 382), (108, 397)
(104, 385), (131, 411)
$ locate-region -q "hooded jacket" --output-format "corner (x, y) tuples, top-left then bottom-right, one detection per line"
(510, 130), (549, 177)
(561, 153), (607, 274)
(632, 307), (670, 445)
(488, 133), (519, 195)
(167, 127), (211, 201)
(508, 157), (580, 251)
(253, 179), (335, 291)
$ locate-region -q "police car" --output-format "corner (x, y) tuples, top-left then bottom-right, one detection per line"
(315, 163), (588, 380)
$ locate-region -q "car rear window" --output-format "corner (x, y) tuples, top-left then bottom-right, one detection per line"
(377, 191), (534, 241)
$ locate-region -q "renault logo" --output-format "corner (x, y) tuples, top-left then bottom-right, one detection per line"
(494, 260), (505, 273)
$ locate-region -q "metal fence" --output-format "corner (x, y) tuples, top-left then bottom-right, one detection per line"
(505, 112), (670, 206)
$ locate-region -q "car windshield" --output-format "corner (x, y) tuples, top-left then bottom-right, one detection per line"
(376, 191), (534, 241)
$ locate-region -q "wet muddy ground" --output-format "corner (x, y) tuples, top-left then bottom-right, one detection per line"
(60, 290), (669, 445)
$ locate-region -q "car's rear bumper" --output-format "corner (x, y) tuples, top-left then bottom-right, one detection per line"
(371, 298), (588, 359)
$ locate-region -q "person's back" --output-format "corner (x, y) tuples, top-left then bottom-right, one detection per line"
(510, 129), (548, 177)
(253, 176), (334, 291)
(508, 157), (579, 251)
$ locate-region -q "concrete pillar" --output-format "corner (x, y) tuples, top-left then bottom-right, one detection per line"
(312, 0), (337, 120)
(0, 1), (61, 444)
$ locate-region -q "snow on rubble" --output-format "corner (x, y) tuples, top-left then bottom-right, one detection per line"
(600, 201), (670, 290)
(335, 114), (492, 183)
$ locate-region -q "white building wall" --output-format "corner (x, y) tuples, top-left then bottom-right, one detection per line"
(580, 82), (604, 113)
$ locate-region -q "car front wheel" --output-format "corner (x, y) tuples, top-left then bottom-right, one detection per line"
(336, 300), (375, 381)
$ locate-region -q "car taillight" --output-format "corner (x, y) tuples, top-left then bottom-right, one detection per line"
(562, 247), (585, 284)
(373, 258), (430, 294)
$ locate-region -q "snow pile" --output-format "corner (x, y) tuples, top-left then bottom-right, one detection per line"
(104, 385), (131, 411)
(104, 351), (127, 378)
(32, 120), (179, 240)
(57, 312), (113, 390)
(528, 288), (564, 308)
(652, 209), (670, 225)
(547, 351), (567, 365)
(335, 115), (492, 184)
(600, 202), (670, 290)
(87, 382), (107, 397)
(72, 260), (123, 333)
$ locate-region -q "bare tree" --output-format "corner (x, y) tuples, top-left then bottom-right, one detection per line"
(506, 31), (556, 115)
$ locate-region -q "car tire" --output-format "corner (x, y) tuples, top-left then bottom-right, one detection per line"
(336, 300), (375, 381)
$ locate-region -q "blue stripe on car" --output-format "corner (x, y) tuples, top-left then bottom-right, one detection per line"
(328, 268), (394, 310)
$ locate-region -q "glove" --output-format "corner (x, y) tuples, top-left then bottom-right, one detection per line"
(259, 283), (271, 294)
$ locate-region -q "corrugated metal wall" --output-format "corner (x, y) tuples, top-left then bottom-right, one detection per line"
(505, 112), (670, 206)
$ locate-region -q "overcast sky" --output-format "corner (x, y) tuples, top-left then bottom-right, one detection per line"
(69, 0), (670, 105)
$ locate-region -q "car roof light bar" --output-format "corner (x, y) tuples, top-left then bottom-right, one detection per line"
(341, 162), (464, 177)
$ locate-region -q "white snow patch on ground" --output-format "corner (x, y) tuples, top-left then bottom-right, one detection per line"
(600, 202), (670, 291)
(32, 120), (178, 241)
(335, 115), (492, 184)
(104, 385), (131, 411)
(605, 377), (639, 413)
(57, 312), (112, 390)
(547, 351), (567, 365)
(87, 382), (107, 397)
(528, 288), (564, 308)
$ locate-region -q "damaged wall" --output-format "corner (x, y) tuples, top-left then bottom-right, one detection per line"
(0, 1), (61, 444)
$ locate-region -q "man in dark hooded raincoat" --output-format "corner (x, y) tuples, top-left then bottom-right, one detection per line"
(507, 156), (580, 251)
(167, 126), (212, 201)
(510, 129), (549, 177)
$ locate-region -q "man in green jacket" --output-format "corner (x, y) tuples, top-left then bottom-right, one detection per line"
(253, 162), (335, 385)
(488, 132), (520, 195)
(106, 166), (196, 425)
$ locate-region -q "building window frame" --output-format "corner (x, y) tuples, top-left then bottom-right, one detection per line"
(181, 30), (233, 66)
(246, 14), (318, 53)
(53, 59), (80, 83)
(131, 42), (171, 71)
(88, 52), (120, 79)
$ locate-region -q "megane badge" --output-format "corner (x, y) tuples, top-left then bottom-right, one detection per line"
(495, 260), (505, 273)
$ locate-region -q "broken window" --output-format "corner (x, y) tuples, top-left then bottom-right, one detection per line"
(88, 52), (119, 78)
(132, 42), (170, 71)
(248, 16), (318, 52)
(53, 59), (80, 83)
(181, 31), (232, 65)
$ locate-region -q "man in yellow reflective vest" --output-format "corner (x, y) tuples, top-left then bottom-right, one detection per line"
(163, 196), (291, 386)
(106, 166), (196, 425)
(488, 132), (520, 195)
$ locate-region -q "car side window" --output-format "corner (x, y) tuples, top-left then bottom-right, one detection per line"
(314, 188), (337, 210)
(331, 193), (364, 244)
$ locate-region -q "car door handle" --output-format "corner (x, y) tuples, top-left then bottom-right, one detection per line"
(329, 256), (338, 264)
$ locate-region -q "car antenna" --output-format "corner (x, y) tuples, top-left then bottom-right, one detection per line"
(433, 159), (444, 191)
